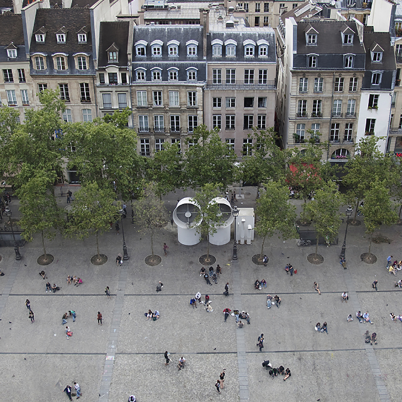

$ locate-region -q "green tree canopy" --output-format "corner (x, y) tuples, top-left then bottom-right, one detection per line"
(183, 125), (237, 190)
(255, 181), (297, 260)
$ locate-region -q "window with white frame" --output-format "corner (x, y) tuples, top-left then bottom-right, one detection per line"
(344, 123), (353, 141)
(243, 138), (253, 155)
(226, 115), (235, 129)
(152, 70), (161, 81)
(63, 109), (72, 123)
(7, 49), (17, 58)
(257, 115), (266, 129)
(264, 2), (269, 12)
(308, 55), (317, 68)
(255, 2), (260, 11)
(346, 99), (356, 116)
(140, 139), (150, 156)
(136, 69), (146, 81)
(188, 115), (198, 132)
(226, 97), (235, 108)
(226, 69), (235, 84)
(78, 34), (87, 43)
(154, 116), (164, 132)
(153, 91), (162, 106)
(59, 84), (70, 101)
(56, 34), (66, 44)
(330, 123), (340, 141)
(368, 94), (379, 109)
(3, 69), (13, 82)
(372, 52), (382, 62)
(6, 90), (16, 106)
(38, 83), (47, 92)
(334, 77), (344, 92)
(311, 123), (320, 135)
(213, 115), (222, 129)
(82, 109), (92, 122)
(136, 46), (146, 56)
(155, 138), (165, 152)
(18, 69), (25, 83)
(258, 97), (267, 107)
(343, 33), (353, 44)
(108, 51), (118, 63)
(259, 69), (267, 84)
(108, 72), (117, 85)
(170, 115), (180, 132)
(80, 83), (90, 102)
(365, 118), (376, 134)
(349, 77), (358, 92)
(35, 34), (45, 43)
(299, 77), (308, 92)
(259, 45), (268, 56)
(332, 148), (350, 159)
(171, 138), (181, 151)
(344, 55), (354, 68)
(152, 45), (162, 57)
(169, 91), (179, 107)
(168, 44), (178, 56)
(187, 69), (197, 81)
(213, 97), (221, 108)
(226, 44), (236, 57)
(307, 34), (317, 45)
(137, 91), (147, 107)
(244, 45), (255, 57)
(226, 138), (235, 150)
(55, 56), (66, 70)
(213, 69), (222, 84)
(21, 89), (29, 105)
(213, 44), (222, 56)
(77, 56), (87, 70)
(312, 100), (322, 115)
(371, 72), (382, 85)
(99, 73), (105, 84)
(139, 115), (149, 132)
(296, 123), (305, 140)
(264, 16), (269, 26)
(168, 69), (178, 81)
(121, 73), (127, 84)
(314, 77), (323, 92)
(243, 115), (253, 129)
(118, 93), (127, 109)
(102, 93), (112, 108)
(245, 69), (254, 84)
(187, 43), (197, 56)
(35, 56), (45, 70)
(332, 100), (342, 116)
(188, 91), (197, 107)
(298, 100), (307, 116)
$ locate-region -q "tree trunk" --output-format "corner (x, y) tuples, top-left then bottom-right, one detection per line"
(352, 199), (360, 223)
(368, 233), (372, 255)
(315, 236), (319, 257)
(260, 235), (267, 260)
(150, 228), (154, 256)
(399, 204), (402, 218)
(96, 230), (100, 259)
(206, 231), (210, 260)
(41, 230), (47, 259)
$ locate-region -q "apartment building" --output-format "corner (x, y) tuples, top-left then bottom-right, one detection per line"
(277, 18), (366, 161)
(204, 17), (277, 156)
(0, 13), (33, 120)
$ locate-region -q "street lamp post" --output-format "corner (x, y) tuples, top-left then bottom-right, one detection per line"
(119, 209), (129, 261)
(4, 207), (21, 261)
(232, 205), (239, 261)
(340, 206), (353, 263)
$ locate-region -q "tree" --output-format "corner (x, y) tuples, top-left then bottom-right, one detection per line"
(343, 136), (401, 223)
(191, 183), (223, 261)
(304, 182), (344, 260)
(183, 125), (237, 190)
(132, 183), (169, 257)
(255, 181), (297, 261)
(361, 179), (398, 258)
(16, 169), (63, 262)
(64, 182), (121, 262)
(241, 128), (290, 186)
(62, 109), (141, 200)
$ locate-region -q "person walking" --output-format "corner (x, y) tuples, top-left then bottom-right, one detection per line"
(163, 243), (169, 256)
(69, 310), (76, 322)
(67, 190), (72, 204)
(372, 280), (378, 291)
(224, 282), (229, 296)
(223, 308), (231, 322)
(156, 281), (163, 292)
(289, 265), (294, 276)
(164, 351), (171, 365)
(387, 255), (393, 268)
(63, 384), (73, 400)
(29, 310), (34, 323)
(314, 282), (321, 295)
(105, 286), (111, 298)
(97, 312), (103, 325)
(62, 313), (68, 325)
(25, 299), (31, 311)
(321, 322), (328, 334)
(73, 382), (81, 399)
(219, 369), (226, 389)
(215, 379), (221, 393)
(204, 273), (212, 286)
(257, 334), (264, 351)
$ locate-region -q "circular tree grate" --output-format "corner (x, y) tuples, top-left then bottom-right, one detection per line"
(199, 254), (216, 266)
(252, 254), (268, 265)
(91, 254), (108, 265)
(307, 253), (324, 265)
(360, 253), (377, 264)
(37, 254), (54, 266)
(145, 255), (162, 266)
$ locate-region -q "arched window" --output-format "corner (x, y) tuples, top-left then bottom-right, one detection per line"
(331, 148), (350, 159)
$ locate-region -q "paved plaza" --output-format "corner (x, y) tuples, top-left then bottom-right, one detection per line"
(0, 188), (401, 401)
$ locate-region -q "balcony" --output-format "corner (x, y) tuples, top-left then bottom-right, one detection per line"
(331, 112), (343, 118)
(330, 138), (340, 143)
(311, 112), (322, 118)
(345, 112), (356, 118)
(206, 79), (276, 90)
(296, 112), (308, 118)
(342, 138), (354, 144)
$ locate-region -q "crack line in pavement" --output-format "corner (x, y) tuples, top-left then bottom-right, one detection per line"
(98, 262), (129, 402)
(342, 267), (391, 402)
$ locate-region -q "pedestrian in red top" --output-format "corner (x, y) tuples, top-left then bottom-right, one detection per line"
(163, 243), (169, 256)
(97, 312), (103, 325)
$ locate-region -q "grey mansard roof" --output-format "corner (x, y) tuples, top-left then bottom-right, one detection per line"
(0, 14), (27, 63)
(99, 21), (129, 67)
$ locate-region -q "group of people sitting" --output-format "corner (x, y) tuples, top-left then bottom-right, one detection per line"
(355, 311), (373, 324)
(254, 279), (267, 290)
(45, 282), (61, 293)
(145, 309), (160, 321)
(66, 275), (83, 286)
(395, 280), (402, 288)
(390, 312), (402, 322)
(365, 330), (377, 345)
(234, 310), (250, 328)
(266, 294), (281, 309)
(199, 265), (222, 285)
(262, 361), (291, 381)
(388, 259), (402, 275)
(315, 322), (328, 333)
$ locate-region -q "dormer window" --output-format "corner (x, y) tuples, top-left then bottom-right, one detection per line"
(343, 34), (353, 44)
(135, 68), (146, 81)
(341, 25), (355, 45)
(225, 39), (237, 57)
(307, 34), (317, 45)
(186, 40), (198, 57)
(257, 39), (269, 57)
(372, 52), (383, 62)
(212, 39), (223, 57)
(151, 68), (162, 81)
(243, 39), (256, 57)
(305, 25), (319, 46)
(78, 34), (87, 44)
(106, 43), (119, 63)
(35, 34), (45, 43)
(7, 49), (17, 58)
(151, 40), (163, 57)
(344, 54), (354, 68)
(56, 34), (66, 44)
(168, 68), (178, 81)
(55, 56), (67, 70)
(167, 40), (179, 56)
(135, 40), (147, 57)
(187, 68), (197, 81)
